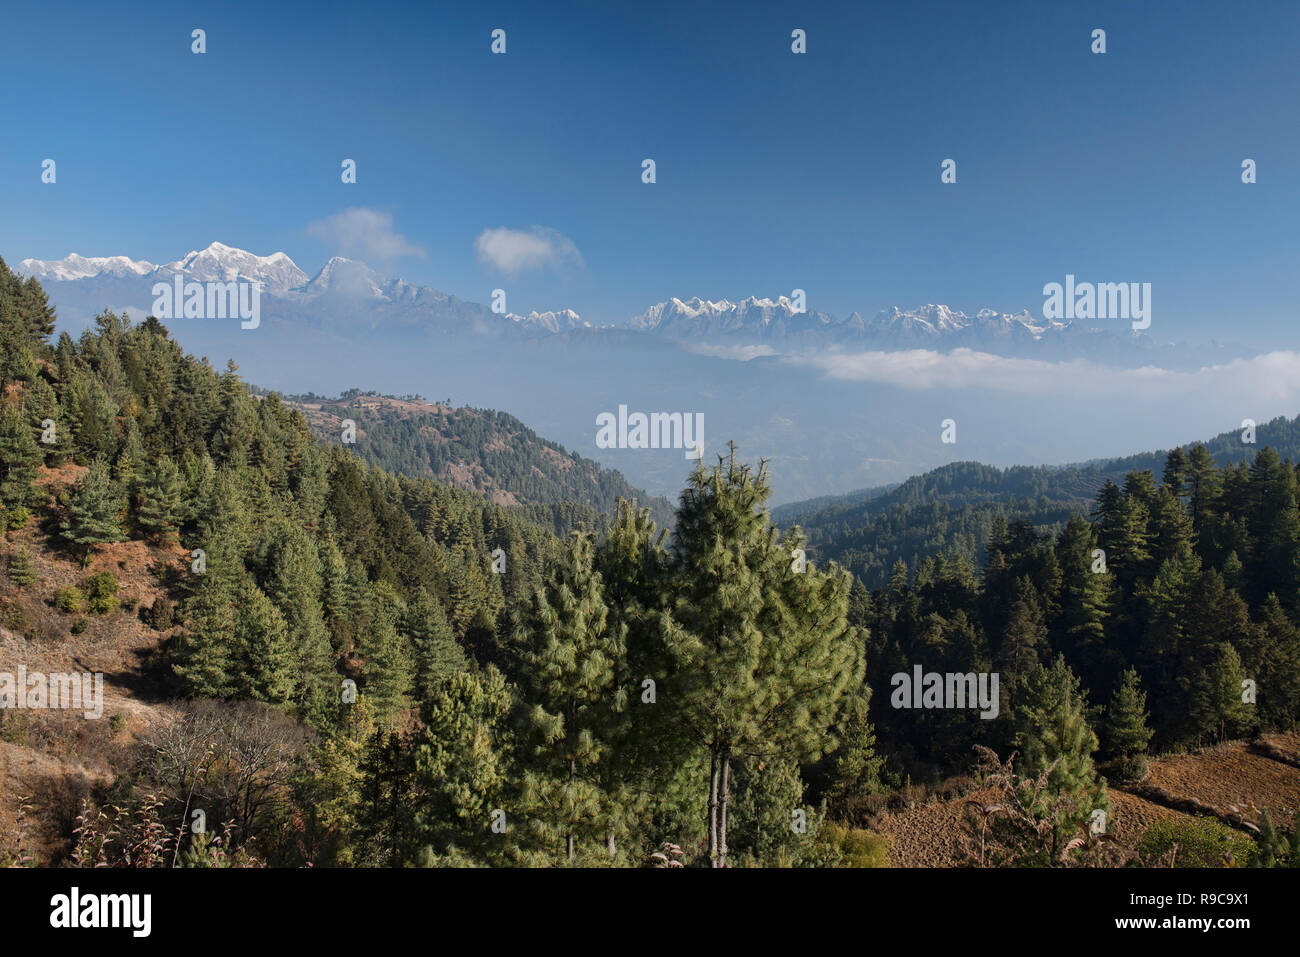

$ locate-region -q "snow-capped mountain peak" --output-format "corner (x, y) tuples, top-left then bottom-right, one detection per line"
(18, 242), (308, 295)
(17, 253), (157, 282)
(507, 308), (586, 333)
(297, 256), (389, 299)
(162, 242), (308, 294)
(16, 244), (1151, 361)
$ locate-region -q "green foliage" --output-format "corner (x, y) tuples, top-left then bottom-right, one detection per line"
(6, 549), (38, 591)
(816, 822), (892, 867)
(8, 256), (1300, 869)
(1103, 668), (1153, 781)
(298, 394), (673, 529)
(727, 757), (817, 866)
(1249, 810), (1300, 868)
(359, 601), (416, 723)
(781, 417), (1300, 588)
(59, 458), (124, 560)
(1138, 816), (1253, 868)
(513, 531), (625, 861)
(136, 454), (182, 542)
(54, 585), (83, 613)
(406, 668), (516, 864)
(1011, 656), (1108, 856)
(661, 445), (865, 866)
(83, 571), (119, 614)
(0, 407), (43, 511)
(404, 587), (467, 699)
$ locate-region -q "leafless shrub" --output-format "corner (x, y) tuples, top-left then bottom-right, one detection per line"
(145, 700), (305, 857)
(69, 793), (260, 868)
(958, 746), (1124, 868)
(0, 796), (35, 867)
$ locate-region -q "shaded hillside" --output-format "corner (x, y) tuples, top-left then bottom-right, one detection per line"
(285, 390), (675, 531)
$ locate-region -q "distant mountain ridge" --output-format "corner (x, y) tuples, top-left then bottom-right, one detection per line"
(18, 243), (587, 338)
(774, 413), (1300, 588)
(16, 243), (1238, 363)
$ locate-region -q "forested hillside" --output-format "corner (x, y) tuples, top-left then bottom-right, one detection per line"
(782, 420), (1300, 588)
(0, 258), (878, 868)
(286, 391), (675, 533)
(858, 449), (1300, 786)
(3, 256), (1300, 870)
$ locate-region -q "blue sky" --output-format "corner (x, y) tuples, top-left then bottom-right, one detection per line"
(2, 0), (1297, 345)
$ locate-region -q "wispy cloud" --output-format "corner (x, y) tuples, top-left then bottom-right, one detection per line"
(474, 226), (582, 274)
(687, 343), (779, 361)
(306, 208), (425, 263)
(791, 347), (1300, 405)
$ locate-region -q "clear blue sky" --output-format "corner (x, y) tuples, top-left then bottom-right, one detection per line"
(2, 0), (1297, 346)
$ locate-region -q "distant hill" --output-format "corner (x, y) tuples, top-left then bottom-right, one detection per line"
(284, 390), (676, 531)
(778, 414), (1300, 587)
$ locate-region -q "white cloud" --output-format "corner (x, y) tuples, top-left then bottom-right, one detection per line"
(687, 343), (778, 361)
(474, 226), (582, 274)
(789, 347), (1300, 406)
(306, 208), (425, 262)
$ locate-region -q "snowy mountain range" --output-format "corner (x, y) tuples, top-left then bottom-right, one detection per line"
(14, 242), (1230, 364)
(17, 243), (584, 338)
(622, 295), (1183, 362)
(7, 242), (1267, 505)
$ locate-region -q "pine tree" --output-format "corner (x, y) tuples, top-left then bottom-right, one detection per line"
(407, 668), (516, 865)
(24, 375), (64, 466)
(1187, 643), (1253, 743)
(1103, 668), (1153, 781)
(1150, 486), (1195, 565)
(0, 407), (43, 512)
(1179, 570), (1253, 742)
(1011, 655), (1107, 858)
(265, 523), (337, 722)
(114, 419), (146, 491)
(236, 580), (296, 704)
(661, 446), (863, 867)
(1057, 514), (1119, 694)
(63, 372), (118, 460)
(173, 560), (243, 698)
(728, 756), (814, 866)
(212, 360), (257, 466)
(0, 322), (37, 395)
(1245, 447), (1300, 607)
(136, 454), (183, 542)
(1110, 494), (1153, 590)
(513, 531), (624, 862)
(1162, 446), (1190, 498)
(997, 576), (1048, 694)
(1092, 479), (1123, 531)
(17, 276), (57, 341)
(360, 601), (416, 724)
(821, 688), (883, 818)
(6, 549), (38, 591)
(1186, 444), (1220, 535)
(59, 458), (125, 563)
(1242, 595), (1300, 731)
(318, 531), (352, 648)
(403, 587), (466, 700)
